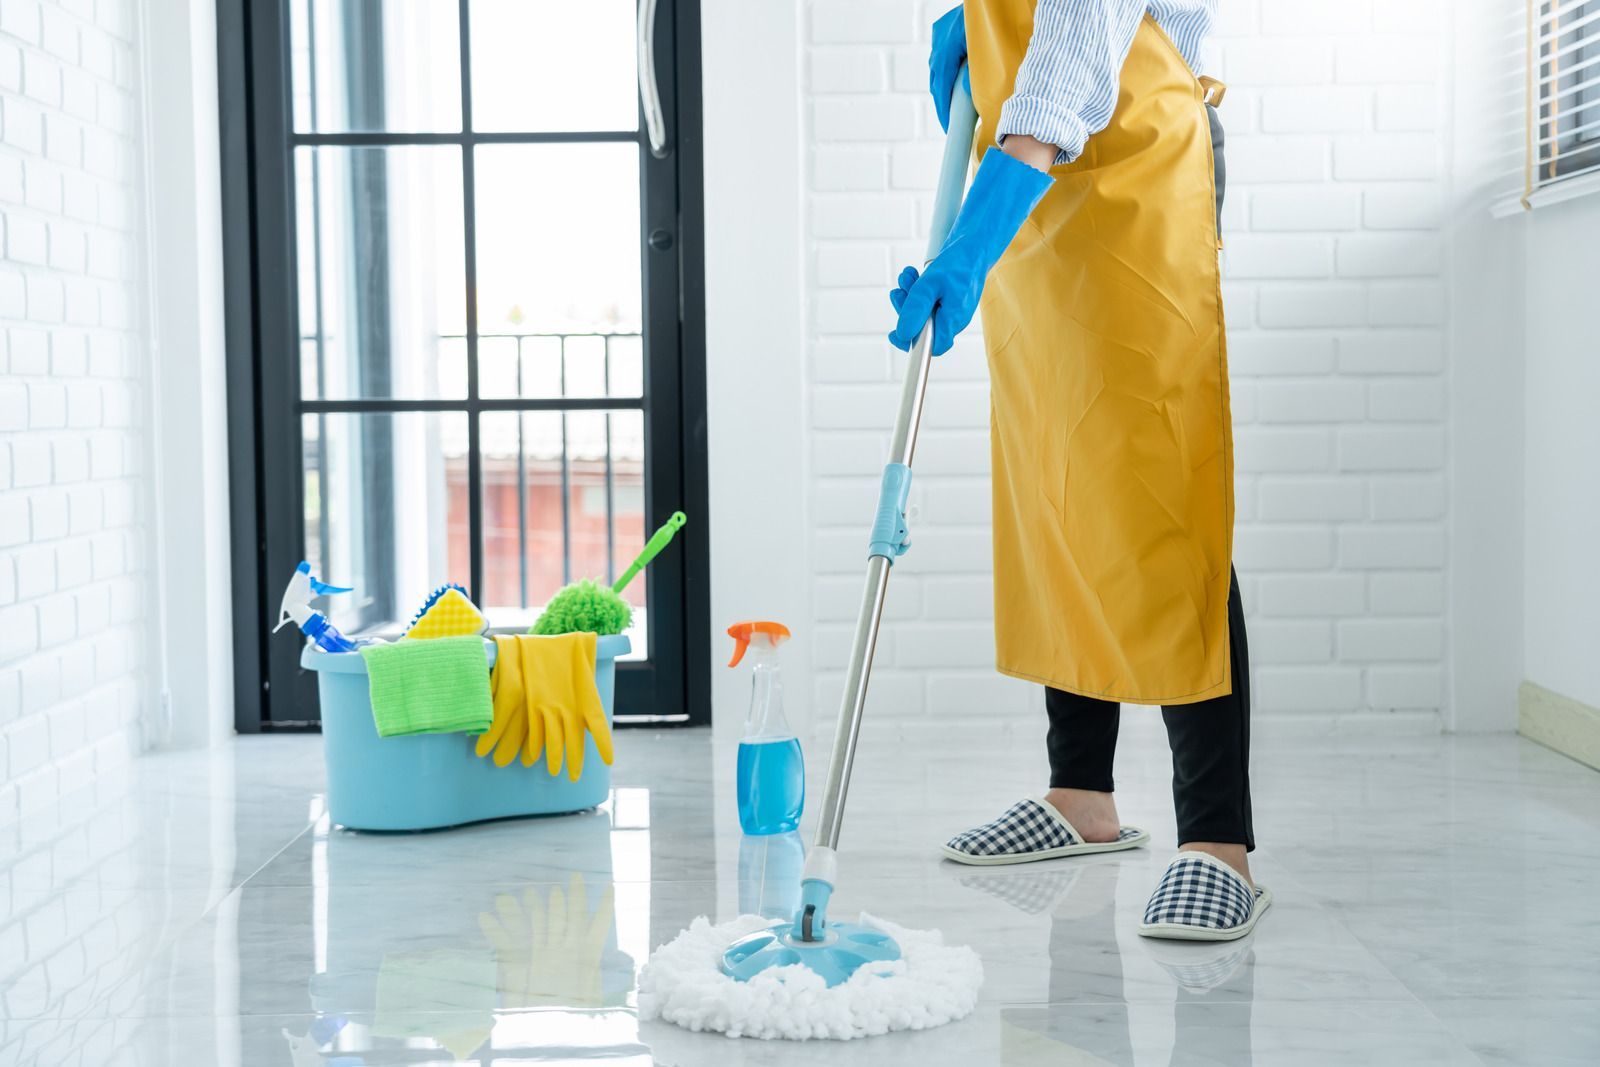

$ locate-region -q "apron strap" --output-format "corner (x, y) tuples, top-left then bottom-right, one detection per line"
(1199, 76), (1227, 108)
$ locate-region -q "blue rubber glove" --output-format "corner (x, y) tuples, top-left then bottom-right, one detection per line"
(888, 149), (1054, 355)
(929, 5), (968, 132)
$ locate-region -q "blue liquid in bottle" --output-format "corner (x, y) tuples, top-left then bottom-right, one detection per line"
(728, 621), (804, 836)
(736, 738), (804, 835)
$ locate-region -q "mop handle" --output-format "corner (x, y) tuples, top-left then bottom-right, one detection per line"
(812, 70), (980, 853)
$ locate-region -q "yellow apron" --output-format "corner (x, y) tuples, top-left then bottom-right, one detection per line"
(968, 6), (1233, 705)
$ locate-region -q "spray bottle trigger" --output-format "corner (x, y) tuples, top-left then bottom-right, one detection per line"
(308, 576), (353, 596)
(726, 621), (792, 668)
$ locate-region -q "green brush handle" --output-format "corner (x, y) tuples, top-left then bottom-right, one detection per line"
(612, 511), (687, 595)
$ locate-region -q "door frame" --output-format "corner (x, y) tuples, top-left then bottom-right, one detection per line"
(217, 0), (709, 732)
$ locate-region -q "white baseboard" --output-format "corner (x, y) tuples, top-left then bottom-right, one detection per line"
(1518, 681), (1600, 772)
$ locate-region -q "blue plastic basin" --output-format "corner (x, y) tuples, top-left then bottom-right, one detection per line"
(301, 634), (630, 831)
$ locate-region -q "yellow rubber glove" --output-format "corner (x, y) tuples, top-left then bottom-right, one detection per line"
(475, 635), (527, 766)
(514, 633), (614, 780)
(521, 677), (546, 769)
(557, 635), (613, 780)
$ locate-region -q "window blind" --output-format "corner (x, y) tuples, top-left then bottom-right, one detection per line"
(1506, 0), (1600, 211)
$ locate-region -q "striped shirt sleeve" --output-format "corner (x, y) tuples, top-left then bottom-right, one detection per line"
(995, 0), (1151, 165)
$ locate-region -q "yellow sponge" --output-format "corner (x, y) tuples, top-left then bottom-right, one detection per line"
(404, 584), (488, 640)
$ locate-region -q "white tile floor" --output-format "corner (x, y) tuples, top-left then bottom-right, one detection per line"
(2, 713), (1597, 1065)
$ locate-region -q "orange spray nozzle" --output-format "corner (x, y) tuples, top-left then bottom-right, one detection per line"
(726, 621), (791, 667)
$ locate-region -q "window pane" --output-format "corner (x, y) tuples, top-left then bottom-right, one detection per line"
(479, 333), (645, 400)
(473, 145), (641, 335)
(480, 410), (648, 654)
(290, 0), (462, 133)
(469, 0), (638, 132)
(479, 334), (561, 401)
(303, 412), (470, 637)
(607, 334), (644, 397)
(296, 146), (467, 400)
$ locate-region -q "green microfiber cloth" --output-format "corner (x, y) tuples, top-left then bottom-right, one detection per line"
(361, 636), (493, 738)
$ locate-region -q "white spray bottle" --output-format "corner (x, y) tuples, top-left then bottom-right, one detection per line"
(728, 621), (804, 835)
(274, 561), (360, 653)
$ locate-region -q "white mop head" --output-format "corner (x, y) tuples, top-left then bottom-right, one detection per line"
(638, 912), (983, 1041)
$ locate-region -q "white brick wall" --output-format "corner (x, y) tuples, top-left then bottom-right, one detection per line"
(801, 0), (1451, 725)
(0, 0), (149, 823)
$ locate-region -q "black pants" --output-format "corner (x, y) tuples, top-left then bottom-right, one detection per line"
(1044, 108), (1254, 850)
(1044, 569), (1254, 851)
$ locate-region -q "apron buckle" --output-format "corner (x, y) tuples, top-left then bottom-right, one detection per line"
(1199, 76), (1227, 108)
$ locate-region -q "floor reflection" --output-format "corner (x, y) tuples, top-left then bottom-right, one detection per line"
(979, 858), (1258, 1067)
(283, 795), (646, 1064)
(1146, 941), (1256, 1067)
(5, 725), (1595, 1065)
(737, 830), (804, 920)
(991, 860), (1139, 1065)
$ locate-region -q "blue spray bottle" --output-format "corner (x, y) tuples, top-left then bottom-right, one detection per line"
(274, 561), (361, 653)
(728, 621), (804, 835)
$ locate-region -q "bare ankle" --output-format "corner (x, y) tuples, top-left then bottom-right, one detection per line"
(1042, 787), (1122, 843)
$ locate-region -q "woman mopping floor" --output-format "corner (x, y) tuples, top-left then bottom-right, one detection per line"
(896, 0), (1269, 941)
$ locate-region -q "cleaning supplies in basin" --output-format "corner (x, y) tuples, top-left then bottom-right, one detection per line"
(476, 633), (615, 780)
(361, 636), (494, 738)
(532, 511), (686, 636)
(728, 621), (803, 835)
(303, 635), (630, 830)
(273, 561), (360, 653)
(405, 583), (488, 640)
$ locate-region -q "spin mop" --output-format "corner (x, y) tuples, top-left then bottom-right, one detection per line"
(639, 70), (984, 1041)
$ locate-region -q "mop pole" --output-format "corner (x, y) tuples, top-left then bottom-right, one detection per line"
(796, 70), (980, 942)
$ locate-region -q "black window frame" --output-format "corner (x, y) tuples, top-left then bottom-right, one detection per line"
(218, 0), (709, 731)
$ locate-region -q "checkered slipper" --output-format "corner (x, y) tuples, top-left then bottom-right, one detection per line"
(941, 797), (1149, 866)
(1137, 851), (1272, 941)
